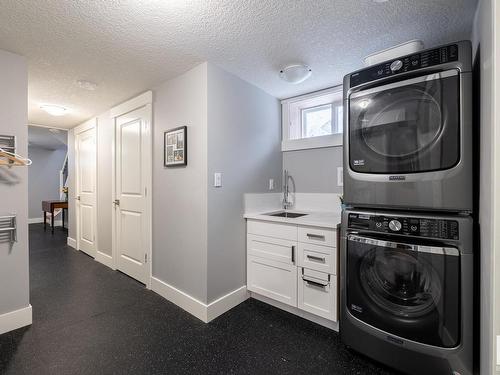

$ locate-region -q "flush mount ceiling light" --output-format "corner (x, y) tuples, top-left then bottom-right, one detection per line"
(40, 104), (68, 117)
(76, 79), (98, 91)
(279, 64), (312, 84)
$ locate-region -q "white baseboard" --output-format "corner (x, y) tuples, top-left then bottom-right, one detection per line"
(67, 237), (77, 249)
(151, 277), (247, 323)
(207, 286), (248, 322)
(29, 217), (63, 226)
(0, 305), (32, 335)
(95, 251), (115, 270)
(250, 292), (339, 331)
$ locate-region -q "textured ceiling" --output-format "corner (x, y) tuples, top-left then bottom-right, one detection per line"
(0, 0), (478, 128)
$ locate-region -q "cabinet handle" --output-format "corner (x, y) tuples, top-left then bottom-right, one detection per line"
(306, 255), (326, 263)
(291, 245), (295, 264)
(303, 277), (328, 288)
(307, 233), (325, 240)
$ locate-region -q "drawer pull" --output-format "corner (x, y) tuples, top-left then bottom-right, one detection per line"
(303, 277), (329, 288)
(307, 233), (325, 240)
(291, 245), (295, 264)
(306, 255), (326, 263)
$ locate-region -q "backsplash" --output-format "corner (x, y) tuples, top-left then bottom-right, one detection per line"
(244, 193), (341, 215)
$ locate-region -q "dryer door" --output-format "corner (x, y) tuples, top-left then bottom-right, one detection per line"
(346, 235), (460, 348)
(348, 70), (460, 174)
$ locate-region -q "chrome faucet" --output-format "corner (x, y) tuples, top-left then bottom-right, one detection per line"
(282, 170), (295, 210)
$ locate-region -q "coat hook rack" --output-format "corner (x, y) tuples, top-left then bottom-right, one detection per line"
(0, 135), (31, 167)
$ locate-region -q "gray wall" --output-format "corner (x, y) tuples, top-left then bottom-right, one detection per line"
(152, 63), (209, 303)
(472, 0), (498, 373)
(0, 49), (29, 316)
(206, 63), (282, 302)
(282, 146), (342, 194)
(28, 146), (67, 219)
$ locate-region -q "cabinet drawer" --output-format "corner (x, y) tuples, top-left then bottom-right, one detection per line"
(298, 268), (337, 321)
(298, 226), (335, 247)
(298, 243), (336, 275)
(247, 255), (297, 307)
(247, 234), (296, 264)
(247, 219), (297, 241)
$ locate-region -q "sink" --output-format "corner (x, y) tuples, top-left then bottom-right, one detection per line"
(266, 211), (308, 218)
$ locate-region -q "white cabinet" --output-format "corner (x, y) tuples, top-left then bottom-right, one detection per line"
(246, 219), (339, 323)
(298, 268), (337, 321)
(247, 255), (297, 306)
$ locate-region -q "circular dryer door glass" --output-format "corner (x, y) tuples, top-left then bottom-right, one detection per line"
(360, 248), (442, 318)
(359, 88), (443, 158)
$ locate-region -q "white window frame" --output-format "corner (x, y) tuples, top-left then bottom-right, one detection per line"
(281, 86), (343, 151)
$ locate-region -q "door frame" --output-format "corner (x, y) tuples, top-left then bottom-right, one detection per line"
(74, 118), (98, 258)
(110, 91), (153, 289)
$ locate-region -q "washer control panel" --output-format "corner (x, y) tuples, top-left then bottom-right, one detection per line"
(348, 213), (459, 240)
(349, 43), (459, 87)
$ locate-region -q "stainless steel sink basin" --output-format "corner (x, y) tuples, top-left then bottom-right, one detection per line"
(266, 211), (308, 218)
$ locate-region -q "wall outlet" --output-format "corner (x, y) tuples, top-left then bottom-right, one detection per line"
(268, 178), (275, 191)
(214, 172), (222, 187)
(337, 167), (343, 187)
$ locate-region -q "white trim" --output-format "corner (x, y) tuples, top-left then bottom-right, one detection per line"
(206, 286), (249, 322)
(111, 94), (153, 288)
(0, 305), (32, 335)
(281, 133), (343, 151)
(95, 251), (115, 270)
(110, 91), (153, 118)
(250, 292), (339, 331)
(28, 123), (69, 131)
(29, 217), (63, 226)
(151, 277), (248, 323)
(67, 237), (77, 248)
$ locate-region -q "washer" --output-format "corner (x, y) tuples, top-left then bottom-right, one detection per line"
(340, 208), (474, 375)
(342, 41), (473, 212)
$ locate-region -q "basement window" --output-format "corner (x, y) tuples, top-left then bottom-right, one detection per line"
(281, 86), (343, 151)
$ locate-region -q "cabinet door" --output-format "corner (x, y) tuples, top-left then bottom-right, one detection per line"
(248, 255), (297, 307)
(298, 268), (337, 321)
(247, 234), (296, 264)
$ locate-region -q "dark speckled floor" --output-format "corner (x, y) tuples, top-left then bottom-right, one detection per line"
(0, 224), (400, 375)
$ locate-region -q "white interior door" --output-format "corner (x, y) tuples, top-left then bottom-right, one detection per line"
(75, 121), (97, 258)
(113, 101), (151, 285)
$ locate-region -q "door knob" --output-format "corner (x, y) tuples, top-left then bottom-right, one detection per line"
(113, 199), (120, 206)
(76, 196), (81, 201)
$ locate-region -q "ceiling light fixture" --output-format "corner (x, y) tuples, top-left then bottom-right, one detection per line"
(279, 64), (312, 84)
(40, 104), (68, 117)
(77, 79), (98, 91)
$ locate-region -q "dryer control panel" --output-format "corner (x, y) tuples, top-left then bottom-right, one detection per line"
(350, 43), (459, 87)
(348, 213), (459, 240)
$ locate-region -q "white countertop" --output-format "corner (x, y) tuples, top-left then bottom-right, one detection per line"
(244, 210), (341, 229)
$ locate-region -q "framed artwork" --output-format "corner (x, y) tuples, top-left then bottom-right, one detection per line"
(164, 126), (187, 167)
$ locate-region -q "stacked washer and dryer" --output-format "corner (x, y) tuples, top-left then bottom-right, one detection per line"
(340, 41), (475, 375)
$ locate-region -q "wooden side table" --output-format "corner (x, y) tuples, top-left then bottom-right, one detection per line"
(42, 200), (68, 234)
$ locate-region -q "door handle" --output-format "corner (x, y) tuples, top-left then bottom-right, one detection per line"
(76, 196), (80, 201)
(291, 245), (295, 264)
(113, 199), (120, 206)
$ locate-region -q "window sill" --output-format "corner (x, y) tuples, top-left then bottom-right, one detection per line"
(281, 133), (343, 152)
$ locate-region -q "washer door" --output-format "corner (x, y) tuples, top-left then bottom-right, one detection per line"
(346, 235), (460, 348)
(348, 70), (460, 174)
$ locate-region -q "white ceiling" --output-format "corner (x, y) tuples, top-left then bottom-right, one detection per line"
(0, 0), (478, 129)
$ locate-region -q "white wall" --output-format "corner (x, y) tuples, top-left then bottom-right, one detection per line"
(28, 146), (67, 219)
(282, 147), (342, 194)
(472, 0), (500, 373)
(0, 49), (30, 324)
(206, 63), (282, 303)
(152, 63), (209, 303)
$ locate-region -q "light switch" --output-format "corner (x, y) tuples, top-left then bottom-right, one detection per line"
(214, 172), (222, 187)
(337, 167), (343, 187)
(269, 178), (274, 191)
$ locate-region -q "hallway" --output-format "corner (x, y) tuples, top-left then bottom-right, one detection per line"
(0, 224), (396, 375)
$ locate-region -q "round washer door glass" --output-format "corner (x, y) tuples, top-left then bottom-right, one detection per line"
(359, 248), (442, 318)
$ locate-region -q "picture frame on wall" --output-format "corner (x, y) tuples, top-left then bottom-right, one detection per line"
(164, 126), (187, 167)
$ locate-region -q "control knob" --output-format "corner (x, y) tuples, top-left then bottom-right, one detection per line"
(390, 60), (403, 72)
(389, 219), (402, 232)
